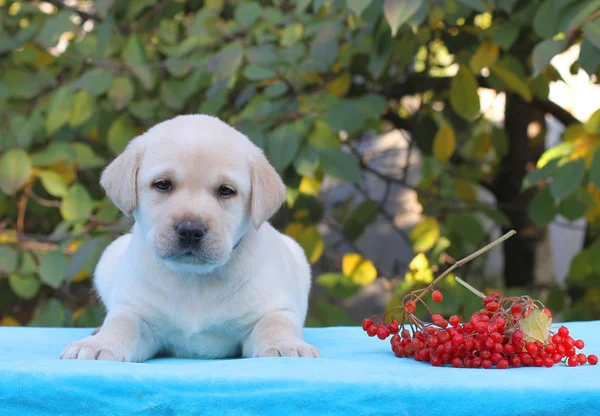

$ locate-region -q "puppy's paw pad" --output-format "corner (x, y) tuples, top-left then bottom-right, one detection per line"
(256, 342), (320, 358)
(60, 338), (125, 361)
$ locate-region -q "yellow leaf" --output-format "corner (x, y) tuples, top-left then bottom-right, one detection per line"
(296, 226), (324, 264)
(404, 253), (433, 284)
(284, 222), (304, 240)
(326, 72), (352, 97)
(471, 133), (492, 159)
(342, 253), (377, 285)
(0, 316), (20, 326)
(73, 270), (89, 282)
(50, 162), (77, 185)
(571, 136), (600, 168)
(410, 217), (440, 252)
(469, 40), (499, 73)
(0, 230), (17, 244)
(490, 65), (532, 102)
(433, 123), (456, 162)
(450, 65), (481, 120)
(519, 309), (552, 343)
(299, 176), (321, 196)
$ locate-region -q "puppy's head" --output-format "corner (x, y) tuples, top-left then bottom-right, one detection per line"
(100, 115), (285, 273)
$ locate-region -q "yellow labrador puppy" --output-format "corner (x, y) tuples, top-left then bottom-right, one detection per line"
(61, 115), (319, 361)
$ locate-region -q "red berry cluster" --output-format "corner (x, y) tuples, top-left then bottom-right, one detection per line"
(363, 292), (598, 369)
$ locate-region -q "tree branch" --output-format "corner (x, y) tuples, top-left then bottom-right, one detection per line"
(45, 0), (101, 22)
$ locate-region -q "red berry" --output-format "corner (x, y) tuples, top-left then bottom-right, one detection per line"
(451, 357), (463, 368)
(430, 356), (442, 366)
(564, 337), (575, 348)
(401, 329), (411, 338)
(545, 344), (556, 355)
(465, 337), (475, 350)
(432, 314), (443, 324)
(495, 318), (506, 329)
(432, 290), (443, 303)
(485, 338), (495, 350)
(367, 325), (378, 337)
(490, 332), (502, 343)
(439, 320), (449, 329)
(589, 355), (598, 365)
(533, 357), (544, 367)
(568, 356), (579, 367)
(544, 357), (554, 368)
(438, 330), (451, 344)
(578, 353), (587, 365)
(525, 342), (538, 354)
(428, 337), (440, 348)
(475, 322), (488, 334)
(558, 326), (569, 337)
(492, 343), (504, 354)
(510, 303), (523, 314)
(497, 359), (509, 369)
(557, 345), (566, 356)
(472, 357), (482, 368)
(449, 315), (461, 327)
(552, 334), (563, 345)
(388, 319), (399, 334)
(552, 353), (562, 364)
(503, 344), (515, 355)
(362, 318), (374, 331)
(480, 350), (491, 360)
(405, 300), (417, 314)
(510, 356), (522, 368)
(512, 330), (524, 343)
(486, 301), (500, 312)
(491, 353), (503, 364)
(542, 308), (552, 318)
(452, 334), (465, 346)
(481, 359), (493, 369)
(575, 339), (584, 349)
(565, 348), (576, 357)
(377, 326), (390, 340)
(520, 353), (533, 367)
(523, 309), (532, 318)
(393, 345), (404, 357)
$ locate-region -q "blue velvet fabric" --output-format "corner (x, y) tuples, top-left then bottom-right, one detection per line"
(1, 322), (599, 415)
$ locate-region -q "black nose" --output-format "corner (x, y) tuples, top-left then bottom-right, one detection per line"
(176, 221), (207, 246)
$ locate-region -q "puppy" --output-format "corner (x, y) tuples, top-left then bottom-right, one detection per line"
(60, 115), (320, 361)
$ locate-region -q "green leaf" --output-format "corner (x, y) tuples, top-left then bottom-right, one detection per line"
(121, 34), (154, 89)
(60, 184), (93, 221)
(9, 274), (40, 300)
(206, 42), (244, 81)
(264, 82), (289, 98)
(559, 0), (600, 34)
(537, 141), (576, 169)
(38, 170), (68, 197)
(585, 18), (600, 49)
(96, 14), (113, 58)
(69, 90), (94, 127)
(343, 199), (378, 240)
(528, 187), (558, 227)
(469, 40), (499, 73)
(243, 65), (277, 81)
(491, 127), (509, 157)
(455, 0), (487, 12)
(490, 65), (532, 102)
(448, 213), (485, 245)
(383, 0), (424, 36)
(294, 146), (320, 176)
(107, 116), (136, 155)
(522, 158), (559, 190)
(234, 2), (262, 27)
(590, 147), (600, 189)
(477, 205), (511, 227)
(318, 148), (361, 183)
(108, 77), (135, 111)
(579, 38), (600, 76)
(492, 23), (520, 50)
(0, 246), (18, 274)
(37, 10), (72, 47)
(410, 217), (440, 252)
(280, 23), (304, 47)
(519, 309), (551, 343)
(38, 251), (67, 288)
(73, 68), (114, 96)
(266, 123), (303, 172)
(533, 0), (562, 39)
(549, 158), (585, 201)
(0, 149), (31, 195)
(308, 119), (340, 149)
(532, 39), (567, 76)
(72, 143), (105, 169)
(347, 0), (373, 15)
(31, 298), (68, 327)
(450, 65), (480, 120)
(326, 100), (367, 134)
(558, 188), (594, 221)
(316, 272), (360, 298)
(46, 87), (75, 135)
(432, 123), (456, 163)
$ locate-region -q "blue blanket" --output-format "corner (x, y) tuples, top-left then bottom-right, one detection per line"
(1, 323), (599, 415)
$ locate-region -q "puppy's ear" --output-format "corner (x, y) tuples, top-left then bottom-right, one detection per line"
(250, 151), (286, 229)
(100, 140), (142, 216)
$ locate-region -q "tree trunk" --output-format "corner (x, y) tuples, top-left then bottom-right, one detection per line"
(490, 93), (546, 288)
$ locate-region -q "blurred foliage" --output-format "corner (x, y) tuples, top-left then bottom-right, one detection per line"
(1, 0), (600, 328)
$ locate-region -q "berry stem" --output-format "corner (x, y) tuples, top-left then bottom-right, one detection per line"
(455, 276), (486, 298)
(414, 230), (516, 303)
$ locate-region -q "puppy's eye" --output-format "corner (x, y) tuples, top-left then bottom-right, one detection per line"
(218, 186), (235, 198)
(153, 180), (172, 192)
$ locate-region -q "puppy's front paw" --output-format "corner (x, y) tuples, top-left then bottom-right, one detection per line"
(60, 336), (126, 361)
(255, 341), (320, 358)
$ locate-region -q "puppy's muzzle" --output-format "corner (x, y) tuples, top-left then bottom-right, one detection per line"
(176, 220), (208, 247)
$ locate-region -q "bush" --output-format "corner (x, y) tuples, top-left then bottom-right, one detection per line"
(1, 0), (599, 327)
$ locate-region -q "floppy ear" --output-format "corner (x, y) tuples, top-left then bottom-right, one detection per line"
(100, 140), (142, 216)
(250, 151), (286, 229)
